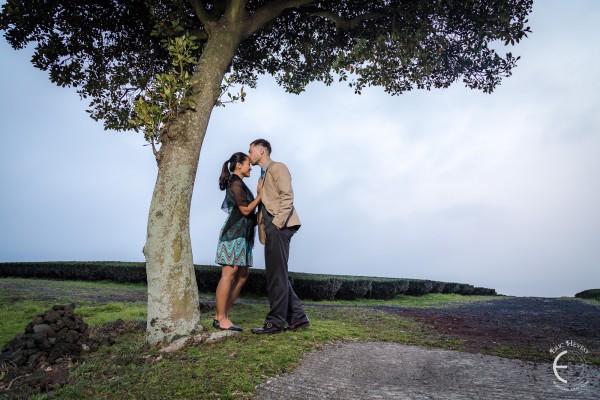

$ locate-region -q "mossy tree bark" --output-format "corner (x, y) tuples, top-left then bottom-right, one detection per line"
(144, 22), (244, 345)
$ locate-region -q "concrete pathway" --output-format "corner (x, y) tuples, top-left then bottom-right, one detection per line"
(254, 342), (600, 399)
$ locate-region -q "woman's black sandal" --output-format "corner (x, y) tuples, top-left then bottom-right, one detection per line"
(213, 319), (243, 331)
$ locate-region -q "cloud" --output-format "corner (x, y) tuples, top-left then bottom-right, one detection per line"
(2, 0), (599, 297)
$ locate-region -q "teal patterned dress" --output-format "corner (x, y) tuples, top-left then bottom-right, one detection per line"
(215, 174), (257, 267)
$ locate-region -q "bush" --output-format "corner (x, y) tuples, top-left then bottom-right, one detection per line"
(194, 265), (222, 293)
(393, 279), (410, 296)
(405, 280), (434, 296)
(442, 283), (462, 294)
(240, 268), (269, 296)
(369, 279), (397, 299)
(0, 262), (497, 300)
(430, 281), (447, 293)
(336, 279), (372, 300)
(458, 284), (475, 295)
(290, 275), (342, 301)
(0, 262), (146, 283)
(472, 287), (497, 296)
(574, 289), (600, 300)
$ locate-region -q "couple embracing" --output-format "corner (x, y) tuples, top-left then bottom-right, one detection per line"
(212, 139), (310, 334)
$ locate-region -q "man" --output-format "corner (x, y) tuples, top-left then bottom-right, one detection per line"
(248, 139), (310, 334)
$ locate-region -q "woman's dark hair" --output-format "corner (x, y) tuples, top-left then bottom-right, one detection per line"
(219, 152), (248, 190)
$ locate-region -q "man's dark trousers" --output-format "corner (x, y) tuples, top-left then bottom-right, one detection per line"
(264, 223), (305, 329)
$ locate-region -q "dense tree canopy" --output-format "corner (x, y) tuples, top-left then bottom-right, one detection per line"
(1, 0), (532, 132)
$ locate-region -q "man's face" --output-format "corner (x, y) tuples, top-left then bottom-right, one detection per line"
(248, 145), (263, 165)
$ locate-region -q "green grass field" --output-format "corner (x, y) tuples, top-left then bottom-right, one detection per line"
(2, 278), (586, 399)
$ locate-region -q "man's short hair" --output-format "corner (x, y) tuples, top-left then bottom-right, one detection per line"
(250, 139), (272, 155)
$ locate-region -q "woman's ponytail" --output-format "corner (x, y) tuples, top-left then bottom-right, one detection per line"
(218, 152), (248, 190)
(218, 160), (231, 191)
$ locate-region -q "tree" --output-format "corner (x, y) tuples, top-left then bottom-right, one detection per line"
(1, 0), (532, 345)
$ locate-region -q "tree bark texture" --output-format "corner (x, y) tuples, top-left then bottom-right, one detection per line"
(144, 22), (244, 345)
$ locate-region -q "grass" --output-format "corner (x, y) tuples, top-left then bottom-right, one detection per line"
(0, 278), (497, 346)
(39, 303), (461, 400)
(1, 300), (457, 399)
(571, 297), (600, 308)
(76, 303), (147, 326)
(0, 297), (147, 346)
(315, 293), (500, 308)
(1, 278), (593, 399)
(488, 345), (548, 362)
(0, 277), (146, 304)
(0, 278), (470, 399)
(0, 298), (55, 346)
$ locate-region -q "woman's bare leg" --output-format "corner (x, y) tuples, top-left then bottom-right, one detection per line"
(215, 266), (238, 329)
(225, 266), (249, 317)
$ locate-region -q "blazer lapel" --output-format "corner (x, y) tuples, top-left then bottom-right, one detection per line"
(257, 162), (273, 245)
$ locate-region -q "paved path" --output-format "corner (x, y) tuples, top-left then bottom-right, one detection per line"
(254, 342), (600, 399)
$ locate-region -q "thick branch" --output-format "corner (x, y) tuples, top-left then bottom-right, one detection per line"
(189, 0), (218, 25)
(224, 0), (249, 22)
(190, 29), (209, 41)
(305, 10), (387, 32)
(245, 0), (315, 37)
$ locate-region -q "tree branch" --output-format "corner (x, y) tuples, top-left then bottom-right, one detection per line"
(245, 0), (315, 37)
(190, 29), (208, 41)
(304, 9), (388, 32)
(224, 0), (249, 23)
(188, 0), (218, 26)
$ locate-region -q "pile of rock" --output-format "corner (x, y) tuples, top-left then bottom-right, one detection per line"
(1, 304), (90, 368)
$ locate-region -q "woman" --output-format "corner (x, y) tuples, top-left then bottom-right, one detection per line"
(213, 152), (262, 331)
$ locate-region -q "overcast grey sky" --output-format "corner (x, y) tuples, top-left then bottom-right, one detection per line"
(1, 1), (599, 297)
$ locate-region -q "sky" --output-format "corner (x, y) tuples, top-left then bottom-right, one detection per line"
(1, 1), (599, 298)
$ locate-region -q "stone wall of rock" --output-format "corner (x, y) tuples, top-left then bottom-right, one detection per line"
(1, 304), (90, 367)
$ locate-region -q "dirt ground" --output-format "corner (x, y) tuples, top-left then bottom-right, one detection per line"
(385, 297), (600, 359)
(255, 298), (600, 399)
(2, 279), (599, 399)
(0, 278), (148, 304)
(254, 342), (600, 399)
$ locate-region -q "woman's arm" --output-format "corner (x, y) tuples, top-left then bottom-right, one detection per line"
(238, 191), (262, 216)
(232, 179), (262, 216)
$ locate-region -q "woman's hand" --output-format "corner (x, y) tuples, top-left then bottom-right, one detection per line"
(237, 180), (263, 216)
(256, 178), (263, 199)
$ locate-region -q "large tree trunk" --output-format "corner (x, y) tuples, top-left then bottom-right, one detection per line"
(143, 23), (244, 345)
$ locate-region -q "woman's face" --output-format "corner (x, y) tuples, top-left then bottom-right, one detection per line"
(236, 157), (252, 178)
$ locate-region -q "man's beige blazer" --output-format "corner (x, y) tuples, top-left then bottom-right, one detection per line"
(257, 161), (301, 244)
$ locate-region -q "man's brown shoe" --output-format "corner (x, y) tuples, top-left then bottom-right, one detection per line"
(251, 323), (283, 335)
(287, 317), (310, 331)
